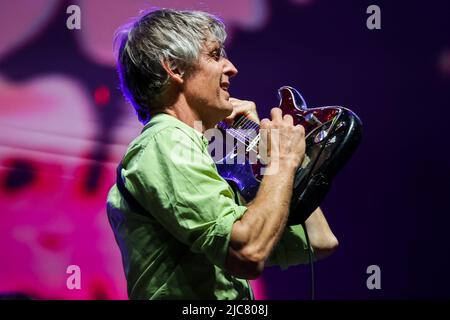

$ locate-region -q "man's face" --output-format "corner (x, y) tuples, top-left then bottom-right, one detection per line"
(182, 39), (238, 126)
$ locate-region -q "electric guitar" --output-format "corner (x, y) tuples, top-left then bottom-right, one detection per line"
(214, 86), (362, 225)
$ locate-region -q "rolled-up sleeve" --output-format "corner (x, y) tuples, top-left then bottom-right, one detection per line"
(123, 126), (247, 269)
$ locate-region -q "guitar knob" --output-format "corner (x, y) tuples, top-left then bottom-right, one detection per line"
(314, 130), (328, 143)
(305, 113), (322, 126)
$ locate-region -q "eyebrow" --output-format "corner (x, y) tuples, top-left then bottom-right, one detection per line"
(206, 43), (217, 50)
(203, 41), (226, 57)
(213, 44), (226, 53)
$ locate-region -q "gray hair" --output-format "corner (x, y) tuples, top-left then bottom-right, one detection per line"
(114, 8), (227, 123)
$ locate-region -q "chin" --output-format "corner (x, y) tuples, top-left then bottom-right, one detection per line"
(224, 104), (234, 116)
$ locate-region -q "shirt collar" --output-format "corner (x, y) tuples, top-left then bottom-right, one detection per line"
(144, 113), (209, 147)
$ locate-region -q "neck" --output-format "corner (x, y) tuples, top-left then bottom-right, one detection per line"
(162, 96), (213, 134)
(152, 82), (229, 133)
(156, 85), (221, 133)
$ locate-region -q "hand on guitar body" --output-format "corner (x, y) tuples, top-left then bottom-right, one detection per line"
(259, 107), (306, 175)
(225, 106), (309, 279)
(220, 98), (306, 175)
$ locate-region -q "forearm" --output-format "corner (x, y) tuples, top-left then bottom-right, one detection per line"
(230, 163), (296, 262)
(304, 207), (339, 260)
(225, 107), (306, 279)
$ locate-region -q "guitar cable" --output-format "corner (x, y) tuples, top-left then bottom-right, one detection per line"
(298, 111), (342, 301)
(301, 220), (315, 300)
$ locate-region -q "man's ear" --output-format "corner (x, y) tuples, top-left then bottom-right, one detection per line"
(161, 60), (184, 85)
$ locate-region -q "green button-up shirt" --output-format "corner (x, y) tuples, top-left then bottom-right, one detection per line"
(106, 113), (311, 299)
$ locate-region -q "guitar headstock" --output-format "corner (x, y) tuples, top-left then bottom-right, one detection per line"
(278, 86), (341, 134)
(278, 86), (308, 112)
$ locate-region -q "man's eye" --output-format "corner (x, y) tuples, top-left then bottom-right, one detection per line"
(210, 50), (220, 61)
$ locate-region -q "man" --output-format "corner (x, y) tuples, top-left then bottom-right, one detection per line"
(107, 8), (338, 299)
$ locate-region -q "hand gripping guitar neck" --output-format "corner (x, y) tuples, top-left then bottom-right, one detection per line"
(215, 86), (362, 225)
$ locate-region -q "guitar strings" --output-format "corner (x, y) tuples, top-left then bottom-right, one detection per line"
(235, 116), (261, 152)
(218, 122), (258, 152)
(231, 116), (259, 141)
(218, 115), (266, 154)
(227, 117), (260, 153)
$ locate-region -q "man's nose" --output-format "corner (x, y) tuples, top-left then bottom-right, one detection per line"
(223, 58), (238, 78)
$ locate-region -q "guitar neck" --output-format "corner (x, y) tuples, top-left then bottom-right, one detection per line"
(217, 115), (260, 131)
(217, 115), (260, 150)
